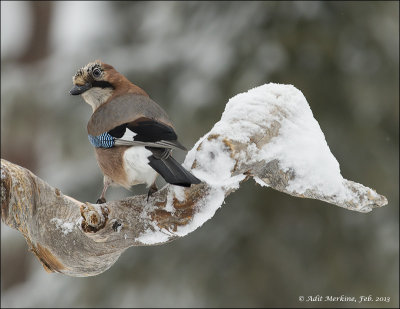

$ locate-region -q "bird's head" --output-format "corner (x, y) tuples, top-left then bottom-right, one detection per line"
(70, 60), (119, 111)
(70, 60), (148, 111)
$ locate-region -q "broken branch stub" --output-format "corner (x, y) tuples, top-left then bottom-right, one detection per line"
(0, 83), (388, 277)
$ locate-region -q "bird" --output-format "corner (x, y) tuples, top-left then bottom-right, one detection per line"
(70, 60), (200, 203)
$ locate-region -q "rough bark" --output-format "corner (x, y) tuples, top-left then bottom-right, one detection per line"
(1, 84), (388, 277)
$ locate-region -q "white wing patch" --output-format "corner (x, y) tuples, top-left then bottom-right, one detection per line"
(119, 128), (137, 141)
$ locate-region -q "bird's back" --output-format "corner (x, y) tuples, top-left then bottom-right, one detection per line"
(87, 94), (173, 136)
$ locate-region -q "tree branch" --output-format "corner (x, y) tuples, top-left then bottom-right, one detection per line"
(1, 84), (388, 277)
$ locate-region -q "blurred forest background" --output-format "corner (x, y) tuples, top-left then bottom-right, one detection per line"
(1, 1), (398, 308)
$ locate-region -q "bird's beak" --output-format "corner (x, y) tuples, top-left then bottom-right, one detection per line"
(69, 83), (92, 95)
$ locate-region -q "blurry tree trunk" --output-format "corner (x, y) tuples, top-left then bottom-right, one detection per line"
(18, 1), (53, 64)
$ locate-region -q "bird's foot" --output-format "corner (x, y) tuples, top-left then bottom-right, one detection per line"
(96, 197), (106, 204)
(147, 183), (158, 202)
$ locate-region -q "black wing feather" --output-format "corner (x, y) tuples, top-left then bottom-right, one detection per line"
(126, 120), (177, 142)
(108, 123), (127, 138)
(108, 119), (186, 150)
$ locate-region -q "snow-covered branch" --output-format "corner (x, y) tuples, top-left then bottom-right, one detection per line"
(0, 84), (388, 277)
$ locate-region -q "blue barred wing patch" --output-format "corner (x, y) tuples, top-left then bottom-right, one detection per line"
(88, 132), (115, 148)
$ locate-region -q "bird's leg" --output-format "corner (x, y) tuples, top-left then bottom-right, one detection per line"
(96, 176), (112, 204)
(147, 181), (158, 201)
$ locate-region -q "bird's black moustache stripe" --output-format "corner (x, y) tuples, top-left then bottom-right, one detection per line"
(92, 81), (114, 89)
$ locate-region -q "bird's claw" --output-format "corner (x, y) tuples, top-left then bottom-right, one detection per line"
(147, 185), (158, 202)
(96, 197), (106, 204)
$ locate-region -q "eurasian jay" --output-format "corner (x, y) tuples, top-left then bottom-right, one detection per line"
(70, 60), (200, 203)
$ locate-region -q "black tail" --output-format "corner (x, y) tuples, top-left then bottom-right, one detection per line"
(147, 149), (201, 187)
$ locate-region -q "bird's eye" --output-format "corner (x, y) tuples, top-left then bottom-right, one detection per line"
(92, 68), (102, 78)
